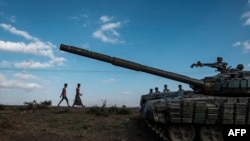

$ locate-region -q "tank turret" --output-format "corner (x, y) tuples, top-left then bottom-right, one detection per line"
(191, 57), (250, 96)
(60, 44), (250, 96)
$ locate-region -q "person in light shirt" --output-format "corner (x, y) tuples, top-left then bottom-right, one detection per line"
(57, 83), (70, 107)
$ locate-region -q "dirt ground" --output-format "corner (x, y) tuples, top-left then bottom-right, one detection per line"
(0, 106), (162, 141)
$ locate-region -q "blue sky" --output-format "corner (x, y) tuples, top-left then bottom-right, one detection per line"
(0, 0), (250, 107)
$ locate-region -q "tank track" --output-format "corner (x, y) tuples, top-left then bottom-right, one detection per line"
(145, 120), (225, 141)
(146, 120), (170, 141)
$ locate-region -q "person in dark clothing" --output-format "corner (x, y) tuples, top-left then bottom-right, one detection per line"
(177, 84), (184, 95)
(72, 83), (84, 107)
(163, 84), (170, 93)
(154, 87), (160, 94)
(148, 88), (154, 94)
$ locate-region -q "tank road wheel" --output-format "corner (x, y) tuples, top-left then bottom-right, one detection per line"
(168, 125), (195, 141)
(200, 126), (223, 141)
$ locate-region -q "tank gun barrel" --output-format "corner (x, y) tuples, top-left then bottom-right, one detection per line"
(60, 44), (204, 87)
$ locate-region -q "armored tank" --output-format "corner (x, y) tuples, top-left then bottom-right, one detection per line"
(60, 44), (250, 141)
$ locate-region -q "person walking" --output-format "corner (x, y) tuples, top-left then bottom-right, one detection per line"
(72, 83), (84, 107)
(57, 83), (70, 107)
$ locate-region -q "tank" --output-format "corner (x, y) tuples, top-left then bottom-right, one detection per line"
(60, 44), (250, 141)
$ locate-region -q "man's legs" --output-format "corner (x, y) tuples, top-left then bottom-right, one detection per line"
(57, 98), (63, 107)
(65, 97), (70, 107)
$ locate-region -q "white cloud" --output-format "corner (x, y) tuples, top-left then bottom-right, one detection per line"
(0, 41), (55, 58)
(102, 22), (121, 33)
(242, 11), (250, 18)
(241, 11), (250, 26)
(0, 73), (42, 90)
(0, 60), (10, 67)
(49, 57), (66, 66)
(0, 23), (38, 41)
(0, 23), (66, 69)
(12, 58), (65, 70)
(8, 16), (16, 23)
(102, 78), (119, 83)
(14, 73), (38, 80)
(121, 91), (132, 95)
(0, 73), (5, 81)
(233, 41), (241, 46)
(93, 30), (120, 44)
(69, 13), (88, 21)
(93, 16), (125, 44)
(15, 60), (52, 69)
(15, 83), (41, 89)
(244, 18), (250, 26)
(233, 40), (250, 53)
(100, 15), (113, 23)
(69, 13), (89, 27)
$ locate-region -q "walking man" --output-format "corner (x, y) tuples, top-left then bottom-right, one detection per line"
(57, 83), (70, 107)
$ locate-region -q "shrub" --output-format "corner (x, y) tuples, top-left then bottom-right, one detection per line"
(24, 100), (52, 110)
(87, 106), (108, 117)
(87, 100), (131, 116)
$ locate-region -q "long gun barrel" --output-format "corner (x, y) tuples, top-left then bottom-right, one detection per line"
(60, 44), (204, 87)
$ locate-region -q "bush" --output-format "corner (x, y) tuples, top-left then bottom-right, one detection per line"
(24, 100), (38, 110)
(87, 100), (131, 116)
(87, 106), (108, 117)
(38, 100), (52, 109)
(24, 100), (52, 110)
(87, 105), (131, 116)
(108, 105), (131, 115)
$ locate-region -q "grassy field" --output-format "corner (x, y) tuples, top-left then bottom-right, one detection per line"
(0, 105), (162, 141)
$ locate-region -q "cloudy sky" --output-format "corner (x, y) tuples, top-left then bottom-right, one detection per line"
(0, 0), (250, 107)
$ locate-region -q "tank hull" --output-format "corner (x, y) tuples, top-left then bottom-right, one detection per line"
(140, 92), (250, 141)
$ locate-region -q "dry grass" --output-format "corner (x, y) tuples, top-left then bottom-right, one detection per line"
(0, 106), (161, 141)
